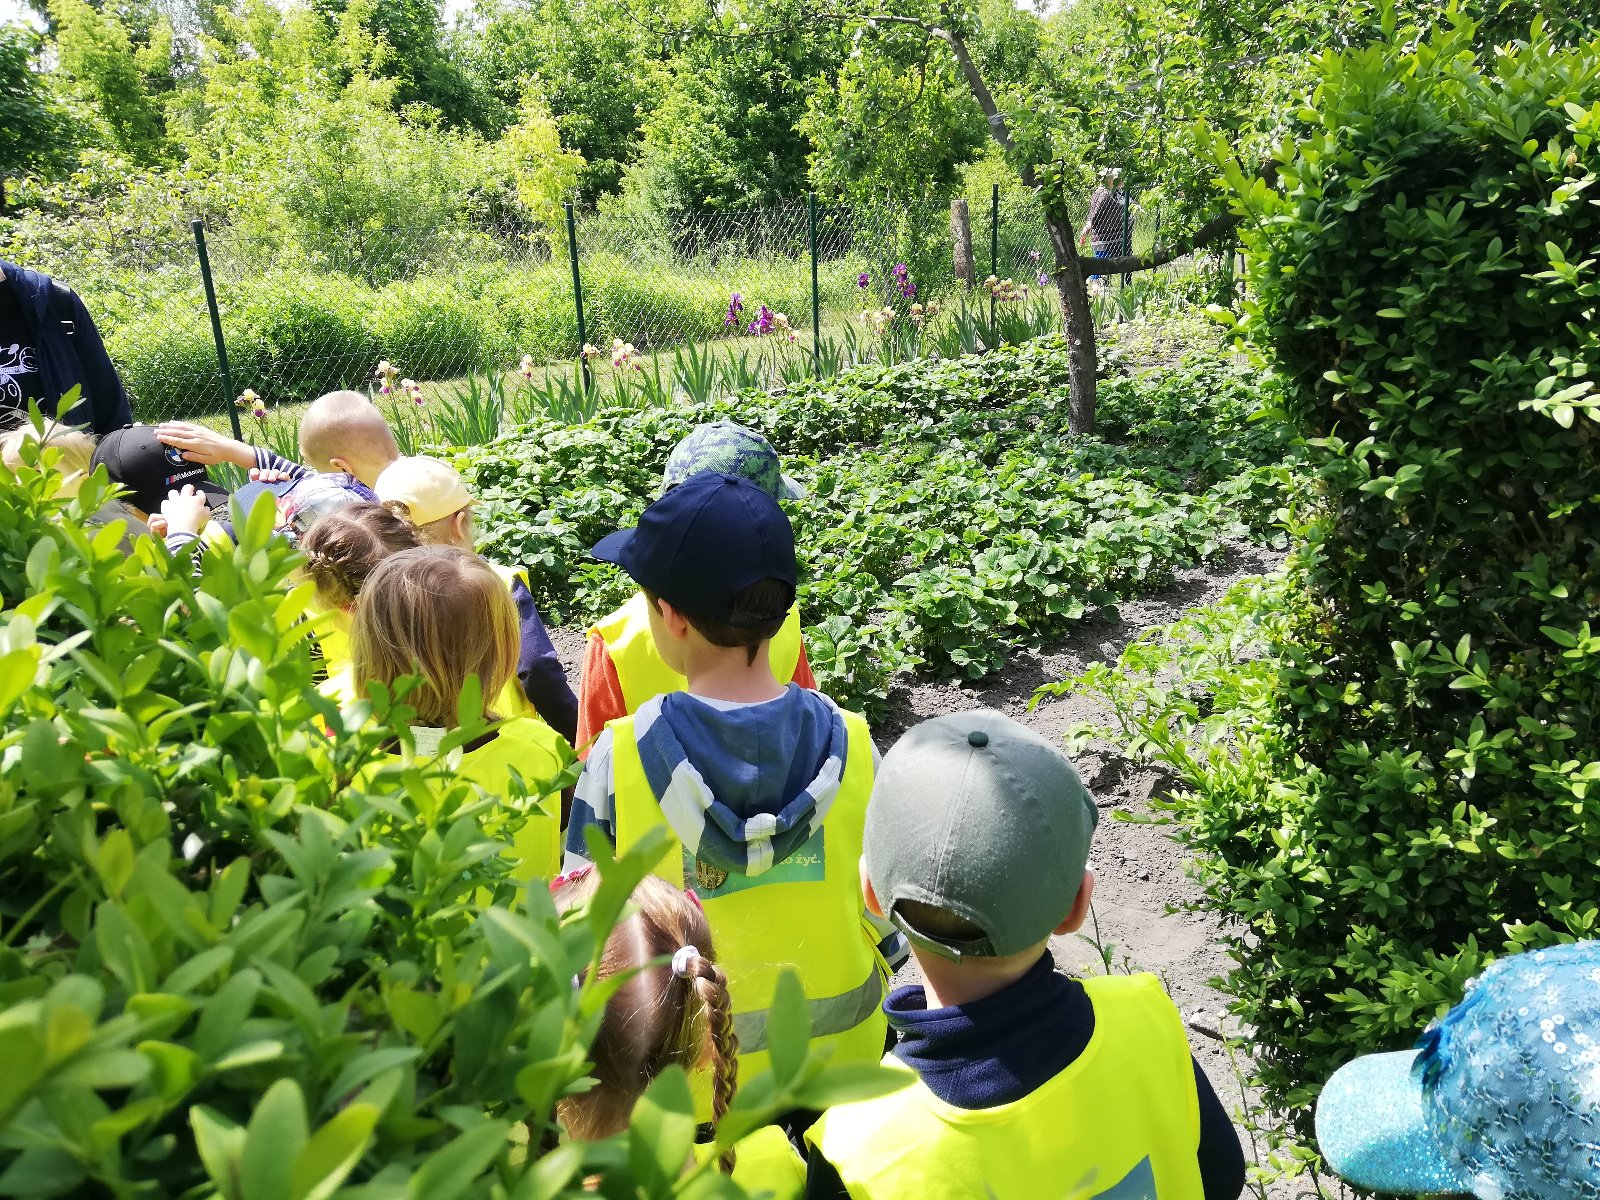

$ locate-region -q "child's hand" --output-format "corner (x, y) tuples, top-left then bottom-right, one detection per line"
(157, 422), (254, 467)
(248, 466), (295, 484)
(147, 514), (169, 537)
(160, 485), (212, 537)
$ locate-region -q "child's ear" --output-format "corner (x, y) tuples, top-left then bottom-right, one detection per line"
(655, 597), (692, 640)
(859, 857), (885, 918)
(1054, 870), (1096, 936)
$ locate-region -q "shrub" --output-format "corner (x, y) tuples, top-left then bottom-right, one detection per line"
(0, 442), (902, 1196)
(230, 271), (378, 405)
(368, 276), (494, 381)
(1094, 16), (1600, 1131)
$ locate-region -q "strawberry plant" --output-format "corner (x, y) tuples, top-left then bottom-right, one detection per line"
(467, 334), (1295, 715)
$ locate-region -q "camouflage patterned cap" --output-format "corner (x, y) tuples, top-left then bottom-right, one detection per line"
(660, 421), (805, 500)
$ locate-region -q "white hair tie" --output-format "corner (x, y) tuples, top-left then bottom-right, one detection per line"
(671, 945), (699, 977)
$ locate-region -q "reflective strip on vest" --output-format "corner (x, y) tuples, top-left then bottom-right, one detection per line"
(589, 591), (806, 713)
(732, 965), (885, 1053)
(810, 973), (1204, 1200)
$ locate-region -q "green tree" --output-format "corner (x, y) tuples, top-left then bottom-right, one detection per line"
(494, 86), (588, 245)
(47, 0), (172, 163)
(612, 26), (847, 217)
(0, 26), (69, 211)
(464, 0), (656, 199)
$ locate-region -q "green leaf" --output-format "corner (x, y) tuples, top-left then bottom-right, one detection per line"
(191, 1106), (247, 1200)
(290, 1103), (380, 1200)
(628, 1065), (697, 1188)
(241, 1079), (309, 1200)
(405, 1119), (509, 1200)
(763, 970), (809, 1086)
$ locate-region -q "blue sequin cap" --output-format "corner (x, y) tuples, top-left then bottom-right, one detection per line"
(1316, 940), (1600, 1198)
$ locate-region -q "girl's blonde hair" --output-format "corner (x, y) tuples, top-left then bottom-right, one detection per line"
(380, 498), (468, 546)
(552, 871), (740, 1174)
(300, 502), (420, 610)
(351, 545), (517, 725)
(0, 421), (96, 497)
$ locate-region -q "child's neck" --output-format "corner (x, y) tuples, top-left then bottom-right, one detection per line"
(915, 946), (1048, 1009)
(682, 641), (787, 704)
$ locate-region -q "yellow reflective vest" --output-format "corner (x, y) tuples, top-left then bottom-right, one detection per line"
(385, 719), (570, 883)
(609, 705), (889, 1099)
(692, 1125), (804, 1199)
(808, 973), (1203, 1200)
(589, 591), (805, 713)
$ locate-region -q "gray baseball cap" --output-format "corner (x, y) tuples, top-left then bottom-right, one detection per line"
(865, 710), (1098, 960)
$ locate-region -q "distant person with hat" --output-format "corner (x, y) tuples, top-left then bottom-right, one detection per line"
(371, 453), (576, 742)
(567, 470), (905, 1119)
(1316, 940), (1600, 1199)
(576, 421), (818, 754)
(805, 710), (1245, 1200)
(0, 261), (130, 436)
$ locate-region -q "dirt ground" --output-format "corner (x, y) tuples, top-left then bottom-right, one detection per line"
(549, 540), (1342, 1198)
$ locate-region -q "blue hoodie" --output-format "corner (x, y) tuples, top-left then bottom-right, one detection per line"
(0, 261), (131, 435)
(566, 685), (906, 965)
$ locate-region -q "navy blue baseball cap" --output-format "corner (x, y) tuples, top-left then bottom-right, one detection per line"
(590, 471), (797, 621)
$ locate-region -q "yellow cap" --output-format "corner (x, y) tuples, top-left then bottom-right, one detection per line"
(374, 455), (473, 526)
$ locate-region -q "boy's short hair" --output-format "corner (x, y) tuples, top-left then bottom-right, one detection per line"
(866, 710), (1098, 961)
(299, 391), (397, 473)
(643, 576), (792, 665)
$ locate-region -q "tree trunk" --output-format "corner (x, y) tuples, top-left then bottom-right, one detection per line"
(950, 198), (976, 289)
(1039, 204), (1097, 435)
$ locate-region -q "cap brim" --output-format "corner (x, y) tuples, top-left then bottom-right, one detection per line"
(1315, 1050), (1473, 1196)
(779, 473), (806, 501)
(589, 527), (637, 567)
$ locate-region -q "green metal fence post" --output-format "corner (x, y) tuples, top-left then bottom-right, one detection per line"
(808, 192), (821, 378)
(192, 219), (243, 441)
(564, 201), (590, 394)
(1121, 186), (1132, 288)
(989, 183), (999, 329)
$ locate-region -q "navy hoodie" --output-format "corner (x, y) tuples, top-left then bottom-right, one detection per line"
(0, 261), (131, 435)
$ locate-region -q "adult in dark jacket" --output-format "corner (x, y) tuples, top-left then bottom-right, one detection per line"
(0, 260), (131, 435)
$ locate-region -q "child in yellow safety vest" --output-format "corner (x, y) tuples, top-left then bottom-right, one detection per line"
(804, 711), (1246, 1200)
(575, 422), (818, 754)
(550, 868), (804, 1198)
(299, 501), (421, 681)
(374, 453), (577, 743)
(566, 471), (908, 1124)
(350, 546), (572, 882)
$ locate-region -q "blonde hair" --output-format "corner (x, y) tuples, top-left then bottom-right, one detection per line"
(351, 546), (517, 725)
(299, 502), (420, 610)
(380, 499), (467, 546)
(298, 390), (399, 475)
(1, 421), (96, 497)
(552, 872), (739, 1173)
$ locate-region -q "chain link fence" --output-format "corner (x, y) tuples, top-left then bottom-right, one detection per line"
(31, 191), (1207, 426)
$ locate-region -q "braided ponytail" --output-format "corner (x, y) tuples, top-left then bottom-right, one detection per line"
(689, 958), (739, 1174)
(549, 873), (741, 1174)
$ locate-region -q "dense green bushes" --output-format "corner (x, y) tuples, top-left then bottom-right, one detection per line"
(467, 337), (1293, 716)
(0, 442), (895, 1197)
(102, 254), (864, 417)
(1073, 17), (1600, 1136)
